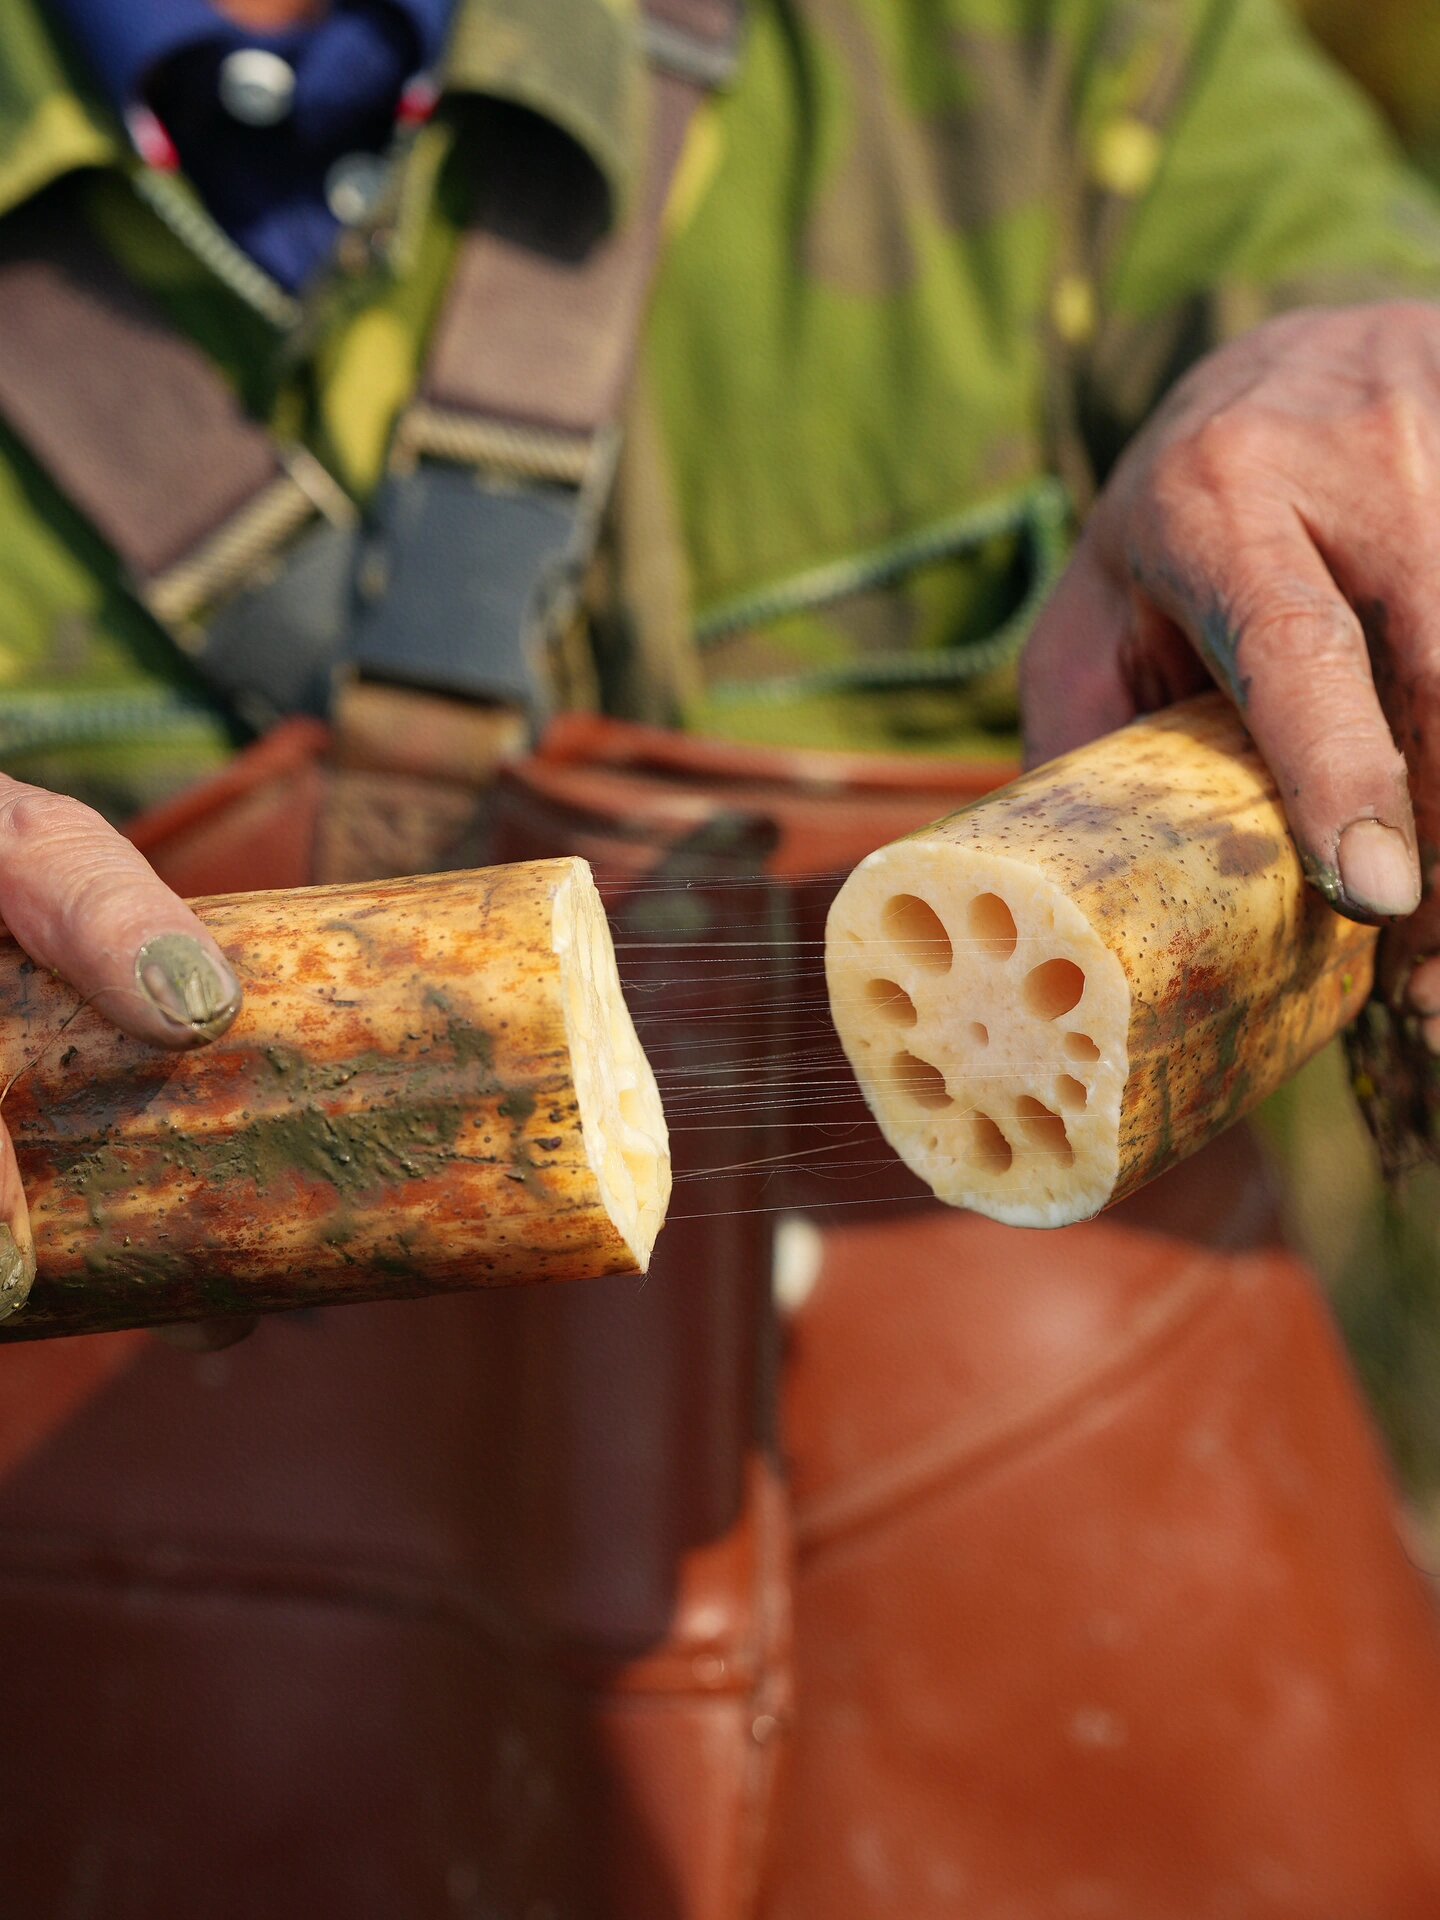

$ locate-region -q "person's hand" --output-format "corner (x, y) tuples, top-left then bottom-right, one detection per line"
(0, 776), (245, 1337)
(1021, 301), (1440, 1032)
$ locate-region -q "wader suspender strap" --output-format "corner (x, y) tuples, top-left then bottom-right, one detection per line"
(0, 0), (742, 735)
(343, 11), (725, 716)
(0, 205), (357, 639)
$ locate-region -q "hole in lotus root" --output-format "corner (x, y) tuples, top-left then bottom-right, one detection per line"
(968, 893), (1017, 960)
(892, 1051), (952, 1110)
(1016, 1095), (1074, 1165)
(968, 1112), (1013, 1173)
(883, 895), (953, 972)
(865, 978), (918, 1027)
(1065, 1032), (1101, 1062)
(1023, 958), (1085, 1021)
(1056, 1074), (1087, 1110)
(968, 1022), (989, 1048)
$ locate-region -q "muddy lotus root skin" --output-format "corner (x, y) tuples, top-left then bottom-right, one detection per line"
(0, 859), (669, 1339)
(826, 694), (1378, 1228)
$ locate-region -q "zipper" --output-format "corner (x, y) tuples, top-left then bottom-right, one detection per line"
(127, 73), (441, 340)
(130, 167), (301, 331)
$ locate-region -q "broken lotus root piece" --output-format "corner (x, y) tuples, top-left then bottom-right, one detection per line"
(825, 694), (1378, 1228)
(0, 858), (671, 1338)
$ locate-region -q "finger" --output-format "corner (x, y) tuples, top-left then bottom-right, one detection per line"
(0, 778), (242, 1049)
(1119, 593), (1214, 716)
(1339, 592), (1440, 1011)
(1299, 493), (1440, 1015)
(0, 1113), (36, 1326)
(1019, 541), (1136, 767)
(1367, 631), (1440, 1012)
(1132, 506), (1418, 924)
(157, 1316), (259, 1353)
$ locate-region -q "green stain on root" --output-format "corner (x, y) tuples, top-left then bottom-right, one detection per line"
(211, 1101), (465, 1199)
(43, 990), (569, 1327)
(196, 1033), (484, 1198)
(67, 1097), (466, 1222)
(68, 1005), (508, 1219)
(1210, 1002), (1256, 1132)
(423, 988), (497, 1074)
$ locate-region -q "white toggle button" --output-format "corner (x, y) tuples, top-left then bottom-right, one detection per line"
(324, 152), (389, 225)
(218, 49), (297, 128)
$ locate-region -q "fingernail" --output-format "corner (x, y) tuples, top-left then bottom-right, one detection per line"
(0, 1222), (35, 1323)
(136, 934), (242, 1043)
(1337, 820), (1421, 919)
(1423, 1014), (1440, 1056)
(1409, 957), (1440, 1015)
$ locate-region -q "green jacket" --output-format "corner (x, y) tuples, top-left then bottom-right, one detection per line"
(1, 0), (1439, 816)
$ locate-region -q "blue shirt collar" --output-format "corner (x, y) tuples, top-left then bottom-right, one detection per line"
(45, 0), (460, 292)
(46, 0), (456, 113)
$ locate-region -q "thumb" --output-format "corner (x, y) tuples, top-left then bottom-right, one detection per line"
(1020, 540), (1136, 767)
(0, 1109), (36, 1325)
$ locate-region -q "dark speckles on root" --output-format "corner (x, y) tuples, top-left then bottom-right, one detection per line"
(78, 1240), (241, 1308)
(368, 1247), (425, 1280)
(497, 1084), (549, 1195)
(320, 916), (384, 962)
(74, 1155), (136, 1231)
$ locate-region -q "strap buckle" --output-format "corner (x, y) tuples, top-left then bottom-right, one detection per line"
(148, 447), (359, 734)
(642, 0), (745, 88)
(156, 425), (616, 736)
(341, 424), (619, 731)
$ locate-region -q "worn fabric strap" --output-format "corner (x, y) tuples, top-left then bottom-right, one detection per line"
(407, 71), (697, 464)
(399, 0), (743, 477)
(0, 195), (356, 636)
(345, 0), (741, 722)
(0, 196), (287, 589)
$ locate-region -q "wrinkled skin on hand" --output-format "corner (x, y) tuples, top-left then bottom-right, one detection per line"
(1021, 301), (1440, 1167)
(0, 777), (252, 1345)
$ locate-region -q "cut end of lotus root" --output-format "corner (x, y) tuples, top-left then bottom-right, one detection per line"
(554, 860), (671, 1269)
(826, 843), (1129, 1227)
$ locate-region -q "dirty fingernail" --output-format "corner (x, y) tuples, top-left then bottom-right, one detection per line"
(1408, 957), (1440, 1015)
(1337, 820), (1421, 919)
(0, 1221), (35, 1323)
(136, 934), (242, 1043)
